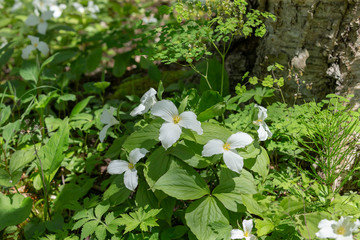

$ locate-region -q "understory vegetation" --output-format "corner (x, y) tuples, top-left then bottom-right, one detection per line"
(1, 0), (360, 239)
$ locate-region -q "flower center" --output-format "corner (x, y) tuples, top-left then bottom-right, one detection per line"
(223, 143), (231, 151)
(34, 43), (38, 47)
(173, 115), (181, 124)
(244, 231), (249, 237)
(128, 162), (135, 170)
(336, 226), (345, 235)
(40, 18), (44, 23)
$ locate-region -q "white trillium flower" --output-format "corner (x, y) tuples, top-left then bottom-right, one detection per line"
(22, 35), (49, 59)
(316, 216), (360, 240)
(253, 104), (272, 141)
(107, 148), (148, 191)
(99, 107), (119, 143)
(202, 132), (253, 173)
(142, 16), (157, 24)
(25, 11), (53, 35)
(130, 88), (157, 117)
(32, 0), (57, 12)
(151, 100), (203, 150)
(231, 219), (257, 240)
(50, 4), (66, 18)
(11, 0), (23, 12)
(72, 2), (85, 14)
(87, 0), (100, 18)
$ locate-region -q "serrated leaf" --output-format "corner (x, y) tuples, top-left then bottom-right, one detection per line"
(254, 219), (275, 236)
(95, 225), (107, 240)
(95, 202), (110, 219)
(81, 220), (98, 240)
(72, 218), (89, 230)
(105, 212), (115, 225)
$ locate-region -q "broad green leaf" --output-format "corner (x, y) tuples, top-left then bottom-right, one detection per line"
(0, 193), (33, 230)
(169, 140), (210, 168)
(197, 58), (229, 95)
(254, 218), (275, 236)
(197, 90), (223, 114)
(0, 47), (13, 69)
(95, 202), (110, 219)
(49, 50), (77, 65)
(85, 47), (102, 73)
(103, 175), (131, 206)
(183, 122), (233, 145)
(160, 226), (188, 240)
(2, 120), (21, 147)
(94, 81), (110, 90)
(241, 194), (264, 217)
(250, 147), (270, 179)
(208, 221), (232, 240)
(81, 220), (98, 240)
(0, 105), (11, 126)
(297, 212), (331, 239)
(0, 169), (21, 187)
(280, 196), (304, 215)
(123, 119), (162, 152)
(38, 119), (69, 174)
(154, 167), (210, 200)
(185, 196), (229, 240)
(95, 224), (107, 240)
(9, 148), (36, 174)
(70, 96), (94, 118)
(197, 102), (226, 122)
(213, 170), (257, 212)
(113, 54), (128, 77)
(40, 52), (60, 72)
(20, 60), (39, 84)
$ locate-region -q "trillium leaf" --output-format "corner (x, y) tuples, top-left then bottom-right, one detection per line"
(154, 167), (210, 200)
(0, 193), (33, 231)
(185, 196), (229, 240)
(298, 212), (332, 239)
(183, 122), (232, 145)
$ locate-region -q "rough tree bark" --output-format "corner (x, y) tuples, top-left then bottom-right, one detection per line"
(226, 0), (360, 106)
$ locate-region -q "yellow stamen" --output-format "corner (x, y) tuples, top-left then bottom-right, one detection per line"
(244, 231), (249, 237)
(34, 43), (38, 47)
(173, 115), (181, 124)
(128, 163), (135, 170)
(336, 226), (345, 235)
(223, 143), (231, 151)
(40, 18), (44, 23)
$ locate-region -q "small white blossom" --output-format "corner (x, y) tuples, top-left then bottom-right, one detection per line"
(316, 216), (360, 240)
(87, 0), (100, 18)
(50, 4), (66, 18)
(22, 35), (49, 59)
(107, 148), (149, 191)
(11, 0), (23, 12)
(130, 88), (157, 116)
(32, 0), (57, 12)
(151, 100), (203, 150)
(231, 219), (257, 240)
(253, 104), (272, 141)
(25, 11), (52, 35)
(202, 132), (253, 173)
(142, 16), (157, 24)
(99, 107), (119, 143)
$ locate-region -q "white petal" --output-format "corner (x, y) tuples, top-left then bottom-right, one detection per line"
(100, 108), (118, 125)
(37, 41), (49, 56)
(242, 219), (253, 234)
(159, 122), (182, 150)
(257, 124), (269, 141)
(28, 35), (39, 45)
(223, 150), (244, 173)
(227, 132), (253, 149)
(124, 169), (138, 191)
(37, 22), (48, 35)
(178, 111), (203, 135)
(99, 124), (111, 143)
(22, 45), (35, 59)
(128, 148), (149, 164)
(255, 104), (267, 121)
(316, 219), (337, 238)
(202, 139), (225, 157)
(41, 10), (53, 20)
(107, 160), (129, 175)
(231, 229), (245, 239)
(140, 88), (157, 103)
(25, 15), (39, 26)
(130, 103), (146, 116)
(151, 100), (178, 123)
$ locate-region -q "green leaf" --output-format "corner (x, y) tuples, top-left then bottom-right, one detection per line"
(103, 175), (131, 206)
(0, 47), (13, 69)
(95, 202), (110, 219)
(154, 167), (210, 200)
(49, 50), (77, 66)
(185, 196), (229, 240)
(9, 147), (36, 174)
(94, 81), (111, 90)
(249, 147), (270, 179)
(40, 52), (60, 72)
(280, 196), (304, 215)
(241, 194), (264, 217)
(123, 119), (162, 152)
(297, 212), (331, 239)
(197, 90), (223, 114)
(197, 102), (226, 122)
(169, 140), (210, 168)
(254, 218), (275, 236)
(2, 120), (21, 147)
(0, 105), (11, 127)
(213, 170), (257, 212)
(38, 119), (69, 174)
(85, 47), (102, 73)
(157, 81), (164, 100)
(160, 226), (188, 240)
(20, 60), (39, 84)
(113, 53), (130, 77)
(70, 96), (94, 118)
(95, 225), (107, 240)
(0, 193), (33, 231)
(183, 122), (232, 145)
(0, 168), (22, 187)
(81, 220), (98, 240)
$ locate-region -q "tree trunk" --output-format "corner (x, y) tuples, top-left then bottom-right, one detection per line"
(226, 0), (360, 106)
